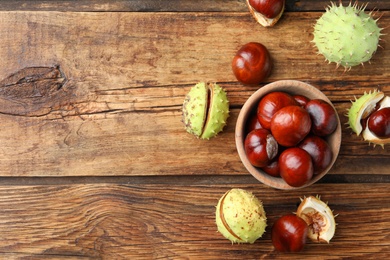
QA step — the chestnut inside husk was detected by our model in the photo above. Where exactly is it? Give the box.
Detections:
[246,0,285,27]
[347,90,390,147]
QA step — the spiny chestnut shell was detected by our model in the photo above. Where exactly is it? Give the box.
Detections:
[313,1,383,69]
[347,90,390,147]
[182,82,229,139]
[347,90,384,136]
[296,196,336,243]
[215,189,267,243]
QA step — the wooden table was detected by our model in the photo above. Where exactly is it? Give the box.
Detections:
[0,0,389,258]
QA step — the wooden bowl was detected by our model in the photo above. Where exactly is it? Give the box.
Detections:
[235,80,342,190]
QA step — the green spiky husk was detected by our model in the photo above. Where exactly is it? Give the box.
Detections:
[347,90,384,135]
[182,82,208,137]
[216,189,267,243]
[313,1,382,69]
[201,83,229,139]
[182,82,229,139]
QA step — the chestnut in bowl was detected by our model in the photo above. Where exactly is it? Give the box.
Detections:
[235,80,341,190]
[306,99,338,136]
[244,128,278,168]
[257,91,298,129]
[279,147,314,187]
[270,105,311,147]
[299,135,332,175]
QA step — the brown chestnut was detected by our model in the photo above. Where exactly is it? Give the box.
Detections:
[272,214,308,252]
[305,99,337,136]
[232,42,272,85]
[257,91,298,129]
[248,0,284,19]
[270,105,311,147]
[293,94,310,107]
[279,147,314,187]
[367,107,390,138]
[247,0,285,27]
[245,129,278,168]
[261,158,280,177]
[299,135,332,175]
[246,113,264,134]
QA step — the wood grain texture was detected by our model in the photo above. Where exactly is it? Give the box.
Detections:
[0,183,389,259]
[0,11,388,177]
[0,0,388,12]
[0,1,388,259]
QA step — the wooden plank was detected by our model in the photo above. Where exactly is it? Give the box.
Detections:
[0,183,389,258]
[0,107,388,177]
[0,12,388,83]
[0,0,388,12]
[0,11,388,177]
[0,0,248,12]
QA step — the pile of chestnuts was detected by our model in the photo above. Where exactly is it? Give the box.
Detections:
[244,91,338,187]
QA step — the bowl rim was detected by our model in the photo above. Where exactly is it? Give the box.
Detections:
[235,80,342,190]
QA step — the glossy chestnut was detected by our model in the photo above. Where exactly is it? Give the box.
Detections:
[293,94,310,107]
[248,0,285,19]
[306,99,337,136]
[261,159,280,177]
[279,147,313,187]
[246,113,264,134]
[246,0,285,27]
[299,135,332,175]
[244,129,278,168]
[232,42,273,85]
[257,91,298,129]
[367,107,390,138]
[271,214,308,252]
[235,80,342,190]
[270,105,311,147]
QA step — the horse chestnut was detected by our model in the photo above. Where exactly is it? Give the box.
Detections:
[257,91,298,129]
[293,94,310,107]
[367,107,390,138]
[270,105,311,147]
[348,90,390,146]
[261,159,280,177]
[271,214,308,252]
[246,113,264,134]
[299,135,332,175]
[279,147,314,187]
[248,0,284,18]
[245,129,278,167]
[232,42,272,85]
[247,0,285,27]
[306,99,337,136]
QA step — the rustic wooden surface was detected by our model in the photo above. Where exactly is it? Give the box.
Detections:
[0,0,389,258]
